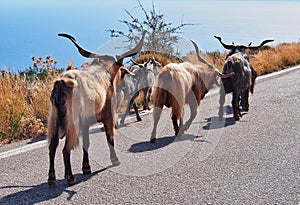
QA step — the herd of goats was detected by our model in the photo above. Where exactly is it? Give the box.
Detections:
[47,31,273,186]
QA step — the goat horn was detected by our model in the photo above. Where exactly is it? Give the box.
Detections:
[215,69,235,78]
[190,40,213,69]
[116,30,147,61]
[214,35,236,50]
[58,33,115,61]
[130,59,139,65]
[144,58,151,65]
[247,39,274,50]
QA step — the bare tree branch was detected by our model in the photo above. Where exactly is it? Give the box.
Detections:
[108,0,195,56]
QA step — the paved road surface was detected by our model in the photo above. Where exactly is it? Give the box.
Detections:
[0,66,299,204]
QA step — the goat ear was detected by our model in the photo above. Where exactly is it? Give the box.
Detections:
[67,60,73,70]
[61,78,77,88]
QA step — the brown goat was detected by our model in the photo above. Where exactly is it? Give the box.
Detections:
[47,31,145,186]
[150,40,233,142]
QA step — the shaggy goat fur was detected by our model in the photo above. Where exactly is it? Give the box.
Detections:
[150,62,220,142]
[214,35,273,120]
[219,53,252,120]
[48,66,110,150]
[47,31,145,186]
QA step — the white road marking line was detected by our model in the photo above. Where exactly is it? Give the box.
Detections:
[0,140,47,159]
[0,66,299,159]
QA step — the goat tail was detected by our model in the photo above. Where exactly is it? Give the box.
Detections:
[48,77,79,150]
[153,67,185,119]
[250,68,257,94]
[152,71,170,108]
[47,103,59,147]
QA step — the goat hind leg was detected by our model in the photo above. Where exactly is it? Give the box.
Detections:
[218,86,226,120]
[143,87,151,110]
[103,121,120,166]
[150,106,163,143]
[133,101,142,121]
[184,99,197,131]
[232,91,241,121]
[130,91,142,121]
[48,134,59,186]
[82,124,91,174]
[172,113,180,136]
[63,140,76,186]
[241,90,250,112]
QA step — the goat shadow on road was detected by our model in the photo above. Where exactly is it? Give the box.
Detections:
[202,105,252,130]
[128,134,207,153]
[128,136,176,153]
[203,116,236,130]
[0,166,113,204]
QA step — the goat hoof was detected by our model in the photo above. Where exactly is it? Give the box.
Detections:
[65,175,76,186]
[48,173,56,187]
[48,179,56,187]
[150,138,156,143]
[67,179,76,186]
[137,116,142,121]
[82,168,91,175]
[111,158,120,166]
[176,130,184,137]
[234,116,240,121]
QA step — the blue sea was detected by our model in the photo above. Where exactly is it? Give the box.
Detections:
[1,0,300,71]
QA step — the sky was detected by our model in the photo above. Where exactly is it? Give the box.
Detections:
[1,0,300,71]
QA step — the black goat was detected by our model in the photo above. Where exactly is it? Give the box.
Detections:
[215,36,273,120]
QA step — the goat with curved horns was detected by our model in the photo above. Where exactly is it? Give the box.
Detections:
[150,40,233,143]
[47,31,146,186]
[118,58,156,125]
[214,35,273,120]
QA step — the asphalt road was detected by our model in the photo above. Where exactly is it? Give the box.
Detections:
[0,66,299,204]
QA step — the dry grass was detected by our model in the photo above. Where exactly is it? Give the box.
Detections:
[1,42,300,145]
[0,72,54,144]
[0,56,59,145]
[251,43,300,75]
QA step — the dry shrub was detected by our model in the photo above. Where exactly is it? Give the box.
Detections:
[27,78,52,122]
[0,73,28,143]
[251,42,300,75]
[0,57,59,144]
[19,114,47,139]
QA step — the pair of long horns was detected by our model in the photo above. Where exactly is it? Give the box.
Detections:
[190,40,213,69]
[190,40,235,79]
[214,35,274,51]
[58,30,147,62]
[130,58,151,67]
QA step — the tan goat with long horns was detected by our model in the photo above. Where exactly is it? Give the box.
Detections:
[47,31,146,186]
